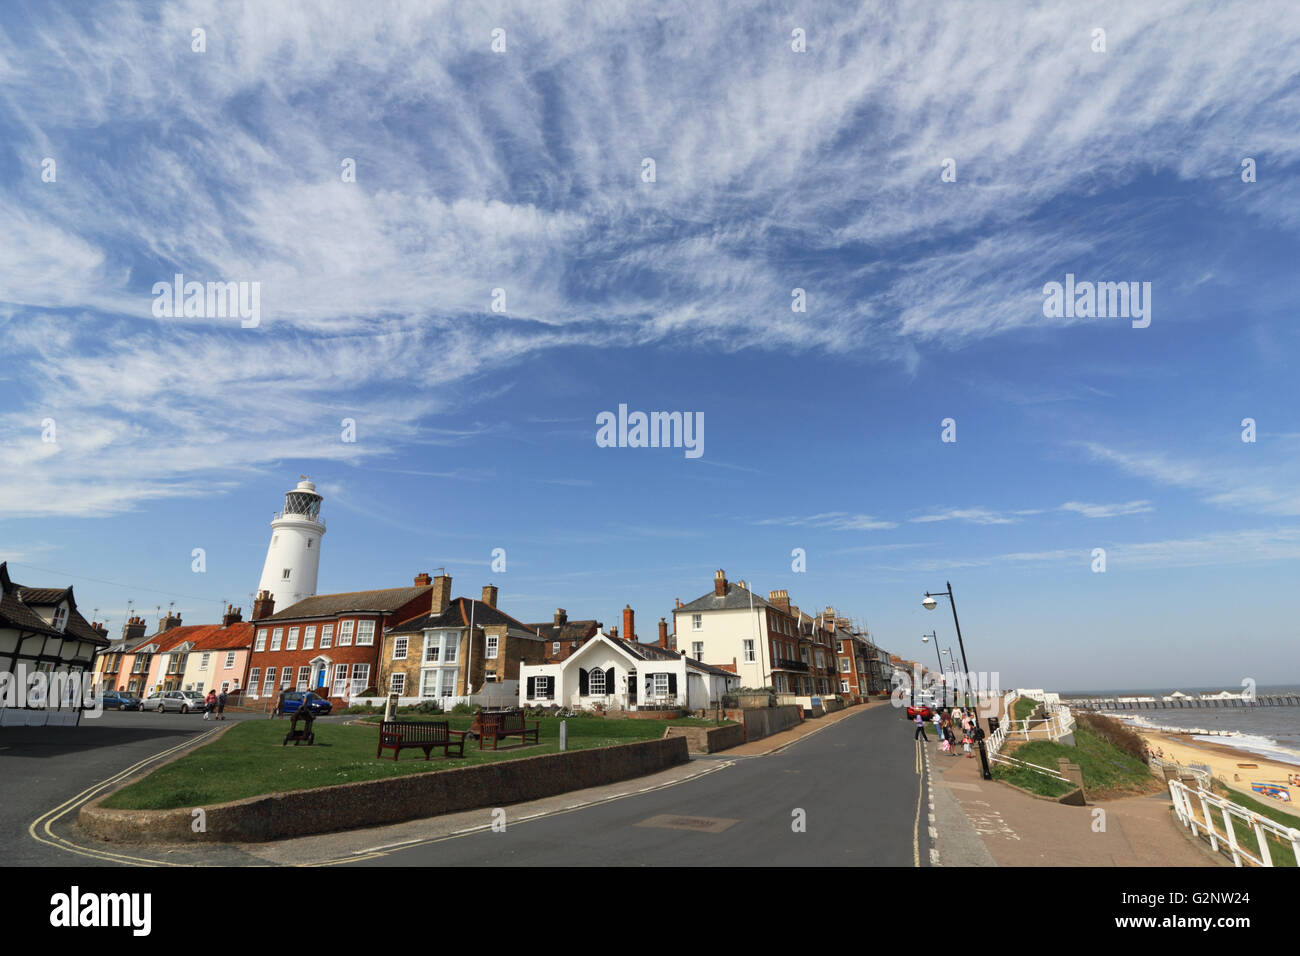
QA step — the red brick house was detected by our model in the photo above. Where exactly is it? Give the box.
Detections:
[245,573,437,708]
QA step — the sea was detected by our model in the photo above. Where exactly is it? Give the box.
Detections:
[1059,684,1300,767]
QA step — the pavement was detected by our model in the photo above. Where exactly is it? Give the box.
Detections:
[928,722,1226,867]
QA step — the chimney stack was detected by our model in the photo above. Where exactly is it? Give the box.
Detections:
[713,569,727,597]
[121,616,147,641]
[623,605,635,642]
[91,621,109,639]
[609,626,619,640]
[481,585,499,608]
[554,608,567,626]
[414,571,432,586]
[222,604,243,627]
[252,590,276,621]
[431,574,452,615]
[159,612,183,633]
[658,617,669,648]
[768,589,791,614]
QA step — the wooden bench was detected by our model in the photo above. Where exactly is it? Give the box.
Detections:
[377,720,467,761]
[476,709,541,750]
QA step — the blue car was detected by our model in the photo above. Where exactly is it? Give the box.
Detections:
[100,691,142,711]
[273,690,332,717]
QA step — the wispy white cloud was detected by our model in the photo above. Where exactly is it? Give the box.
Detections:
[757,512,898,531]
[1058,500,1153,519]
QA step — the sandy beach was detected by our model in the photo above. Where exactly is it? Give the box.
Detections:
[1140,730,1300,820]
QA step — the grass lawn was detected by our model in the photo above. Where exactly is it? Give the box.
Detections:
[1011,697,1038,721]
[102,715,716,811]
[993,725,1158,799]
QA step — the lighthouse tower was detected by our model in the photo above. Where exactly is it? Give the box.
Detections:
[256,477,326,612]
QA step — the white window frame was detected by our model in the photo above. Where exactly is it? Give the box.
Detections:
[320,624,333,648]
[840,657,851,673]
[393,636,408,660]
[262,667,276,695]
[287,627,299,651]
[356,620,375,646]
[271,628,283,651]
[224,651,236,669]
[552,641,560,656]
[653,673,670,697]
[248,667,261,692]
[339,620,354,646]
[332,663,350,697]
[350,663,370,695]
[255,630,267,652]
[692,641,703,661]
[199,652,210,671]
[533,675,553,700]
[485,634,498,659]
[743,639,755,663]
[303,625,316,650]
[391,672,406,694]
[439,669,456,697]
[692,613,702,631]
[589,668,606,695]
[281,668,293,689]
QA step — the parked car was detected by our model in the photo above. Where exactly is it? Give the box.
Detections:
[273,690,332,717]
[100,691,142,711]
[144,690,206,713]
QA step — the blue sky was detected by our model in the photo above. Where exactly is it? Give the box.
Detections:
[2,1,1298,691]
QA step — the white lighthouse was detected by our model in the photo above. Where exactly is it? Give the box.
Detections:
[256,477,325,612]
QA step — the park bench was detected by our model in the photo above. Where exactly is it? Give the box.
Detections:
[377,720,467,761]
[475,708,541,750]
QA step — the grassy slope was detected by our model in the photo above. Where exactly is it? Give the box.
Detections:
[993,725,1158,799]
[1204,780,1299,868]
[1011,697,1038,721]
[102,715,711,811]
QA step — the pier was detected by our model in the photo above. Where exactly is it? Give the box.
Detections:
[1066,694,1300,711]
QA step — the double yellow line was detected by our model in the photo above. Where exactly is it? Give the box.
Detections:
[913,737,925,867]
[28,728,223,866]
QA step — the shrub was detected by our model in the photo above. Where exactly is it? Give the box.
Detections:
[449,702,475,716]
[1074,711,1148,766]
[415,700,443,715]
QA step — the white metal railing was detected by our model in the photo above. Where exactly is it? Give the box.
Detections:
[988,750,1069,782]
[1168,779,1300,867]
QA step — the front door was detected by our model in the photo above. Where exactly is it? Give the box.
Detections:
[628,671,637,706]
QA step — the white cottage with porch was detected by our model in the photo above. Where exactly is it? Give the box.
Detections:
[519,633,738,712]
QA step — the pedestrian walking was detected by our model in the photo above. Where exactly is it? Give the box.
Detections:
[203,689,217,720]
[931,710,942,743]
[217,688,227,721]
[914,712,929,741]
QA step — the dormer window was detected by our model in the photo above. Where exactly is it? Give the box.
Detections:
[52,606,68,631]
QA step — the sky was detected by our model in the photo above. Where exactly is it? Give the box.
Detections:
[1,1,1298,692]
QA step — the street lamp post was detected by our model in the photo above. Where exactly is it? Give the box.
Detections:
[921,631,943,705]
[922,581,978,723]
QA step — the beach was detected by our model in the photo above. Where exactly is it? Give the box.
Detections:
[1139,730,1300,820]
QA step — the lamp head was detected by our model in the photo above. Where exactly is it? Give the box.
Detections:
[922,595,938,611]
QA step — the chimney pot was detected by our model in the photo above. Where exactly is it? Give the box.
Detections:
[252,590,276,622]
[554,608,567,626]
[713,569,727,597]
[414,571,432,586]
[623,605,635,643]
[658,617,669,649]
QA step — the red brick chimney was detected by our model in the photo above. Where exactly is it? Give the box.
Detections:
[658,618,669,648]
[713,569,727,597]
[554,608,567,626]
[414,571,432,586]
[222,604,243,627]
[252,590,275,622]
[91,621,108,639]
[768,589,791,614]
[481,585,499,608]
[623,605,635,642]
[431,574,452,614]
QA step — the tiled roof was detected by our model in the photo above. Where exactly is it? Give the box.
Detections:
[388,598,544,639]
[261,585,432,622]
[524,619,600,643]
[675,582,772,614]
[190,622,254,650]
[0,562,107,646]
